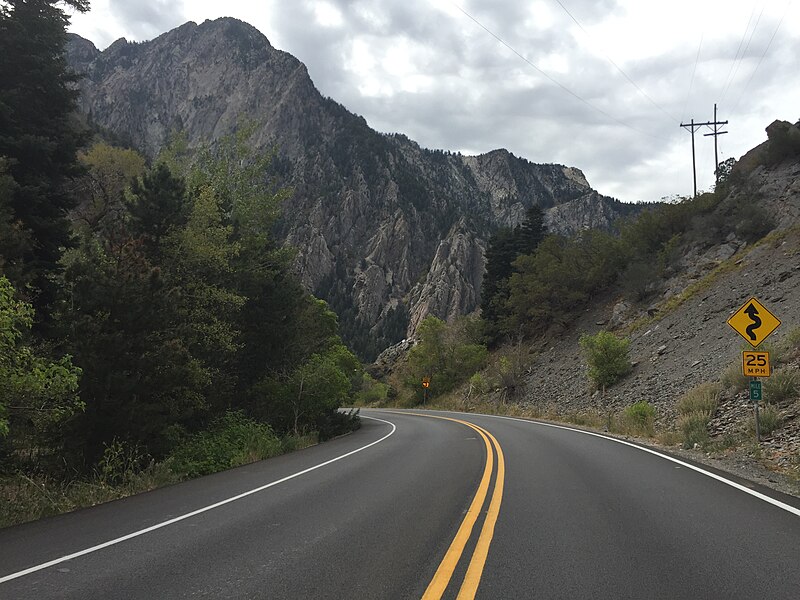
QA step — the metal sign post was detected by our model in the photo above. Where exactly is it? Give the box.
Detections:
[750,378,762,442]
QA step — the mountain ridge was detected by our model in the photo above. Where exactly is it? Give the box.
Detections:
[66,18,639,358]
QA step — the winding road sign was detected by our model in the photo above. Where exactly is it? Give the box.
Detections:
[727,297,781,348]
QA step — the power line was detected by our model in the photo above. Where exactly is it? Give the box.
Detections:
[720,5,757,103]
[550,0,678,123]
[448,2,668,141]
[730,1,791,117]
[681,33,703,123]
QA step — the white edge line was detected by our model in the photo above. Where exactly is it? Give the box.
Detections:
[380,409,800,518]
[0,416,396,584]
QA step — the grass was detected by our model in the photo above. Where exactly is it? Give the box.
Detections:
[763,369,799,404]
[678,412,713,449]
[0,461,178,529]
[750,404,784,437]
[721,361,749,392]
[620,401,656,437]
[676,383,721,416]
[0,413,318,529]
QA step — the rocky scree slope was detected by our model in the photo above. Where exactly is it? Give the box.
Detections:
[65,18,637,359]
[516,138,800,489]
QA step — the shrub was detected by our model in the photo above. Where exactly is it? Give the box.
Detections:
[754,404,783,436]
[579,331,631,390]
[679,412,712,449]
[621,401,656,437]
[763,369,799,404]
[169,411,282,478]
[676,383,721,416]
[354,374,390,406]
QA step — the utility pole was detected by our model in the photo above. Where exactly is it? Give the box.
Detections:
[703,103,728,184]
[679,118,702,198]
[680,104,729,196]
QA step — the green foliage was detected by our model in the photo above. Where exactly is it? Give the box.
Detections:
[74,143,146,235]
[0,0,89,307]
[0,277,82,451]
[679,412,711,449]
[676,382,720,450]
[754,404,783,437]
[404,316,489,401]
[481,206,547,342]
[621,401,656,437]
[764,370,799,404]
[168,411,283,478]
[507,231,626,336]
[579,330,631,390]
[355,374,390,405]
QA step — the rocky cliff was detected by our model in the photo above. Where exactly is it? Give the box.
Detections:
[66,18,637,359]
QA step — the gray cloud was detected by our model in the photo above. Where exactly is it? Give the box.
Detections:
[108,0,185,40]
[83,0,797,203]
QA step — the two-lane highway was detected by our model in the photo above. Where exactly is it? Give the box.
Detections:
[1,409,799,598]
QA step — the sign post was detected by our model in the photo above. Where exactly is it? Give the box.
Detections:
[750,379,763,441]
[728,297,781,443]
[422,377,430,404]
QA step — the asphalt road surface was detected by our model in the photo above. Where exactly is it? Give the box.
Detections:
[1,409,799,599]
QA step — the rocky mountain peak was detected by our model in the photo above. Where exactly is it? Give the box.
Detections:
[66,20,638,360]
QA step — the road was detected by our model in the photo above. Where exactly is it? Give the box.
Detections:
[1,409,799,599]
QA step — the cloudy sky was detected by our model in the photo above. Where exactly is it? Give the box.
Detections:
[68,0,799,203]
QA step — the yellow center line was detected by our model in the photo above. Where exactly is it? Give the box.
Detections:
[384,411,504,600]
[456,427,505,600]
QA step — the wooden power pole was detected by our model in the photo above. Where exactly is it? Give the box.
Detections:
[680,104,728,196]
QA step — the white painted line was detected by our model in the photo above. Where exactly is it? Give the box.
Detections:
[0,416,396,584]
[384,409,800,518]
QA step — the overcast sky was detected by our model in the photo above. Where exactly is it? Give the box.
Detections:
[68,0,799,203]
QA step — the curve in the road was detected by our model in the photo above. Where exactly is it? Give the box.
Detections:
[406,413,505,600]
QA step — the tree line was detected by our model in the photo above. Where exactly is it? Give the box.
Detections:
[0,0,360,490]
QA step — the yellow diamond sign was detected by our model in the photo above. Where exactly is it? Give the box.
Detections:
[727,297,781,348]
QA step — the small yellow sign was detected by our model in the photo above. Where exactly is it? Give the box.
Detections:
[727,297,781,348]
[742,351,771,377]
[422,377,430,388]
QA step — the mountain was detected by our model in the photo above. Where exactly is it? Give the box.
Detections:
[65,18,638,359]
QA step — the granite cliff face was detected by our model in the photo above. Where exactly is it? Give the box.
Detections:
[66,18,636,358]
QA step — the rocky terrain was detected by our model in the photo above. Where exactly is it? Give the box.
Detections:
[65,18,639,359]
[513,152,800,493]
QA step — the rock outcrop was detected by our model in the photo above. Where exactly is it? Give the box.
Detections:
[66,19,637,358]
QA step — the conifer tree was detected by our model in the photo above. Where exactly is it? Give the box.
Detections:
[0,0,90,306]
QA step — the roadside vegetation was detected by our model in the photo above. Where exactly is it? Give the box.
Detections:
[0,1,362,528]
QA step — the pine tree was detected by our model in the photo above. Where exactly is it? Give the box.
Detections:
[0,0,90,306]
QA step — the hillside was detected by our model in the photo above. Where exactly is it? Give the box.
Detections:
[64,18,639,359]
[435,127,800,491]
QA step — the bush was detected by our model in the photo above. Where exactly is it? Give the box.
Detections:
[754,404,783,436]
[763,369,799,404]
[621,401,656,437]
[679,412,712,449]
[169,411,282,478]
[579,331,631,390]
[676,383,721,416]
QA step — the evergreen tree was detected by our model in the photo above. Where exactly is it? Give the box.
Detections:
[0,0,90,306]
[480,205,547,341]
[127,163,189,258]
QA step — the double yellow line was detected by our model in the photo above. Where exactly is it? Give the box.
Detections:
[416,415,505,600]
